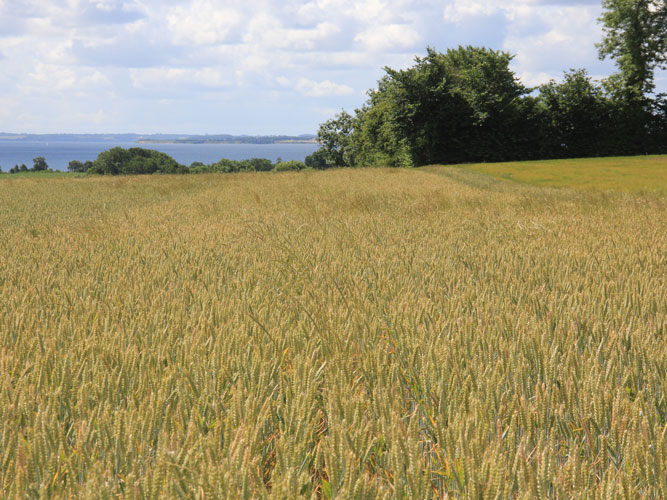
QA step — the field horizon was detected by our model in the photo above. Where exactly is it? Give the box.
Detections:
[1,162,665,498]
[3,153,665,193]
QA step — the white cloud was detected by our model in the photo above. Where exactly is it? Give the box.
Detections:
[91,1,121,13]
[345,0,392,22]
[130,67,232,89]
[306,51,375,68]
[444,0,500,22]
[314,106,341,117]
[25,64,77,91]
[295,78,355,97]
[246,21,341,50]
[355,23,421,51]
[442,0,598,24]
[75,108,106,124]
[17,63,111,99]
[518,71,556,87]
[504,5,605,76]
[440,0,612,83]
[78,0,146,25]
[167,1,244,46]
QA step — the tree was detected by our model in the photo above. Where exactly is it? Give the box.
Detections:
[88,147,186,175]
[315,110,358,167]
[87,147,130,175]
[273,160,306,172]
[247,158,274,172]
[210,158,238,173]
[353,46,532,166]
[32,156,48,171]
[597,0,667,98]
[68,160,89,173]
[537,69,611,157]
[123,148,186,174]
[304,149,329,169]
[311,43,667,167]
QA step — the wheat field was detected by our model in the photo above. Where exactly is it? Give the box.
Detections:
[0,167,665,499]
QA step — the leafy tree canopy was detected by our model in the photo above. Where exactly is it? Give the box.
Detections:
[597,0,667,97]
[310,44,667,167]
[32,156,48,171]
[88,147,187,175]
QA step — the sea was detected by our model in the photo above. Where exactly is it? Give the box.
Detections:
[0,141,320,172]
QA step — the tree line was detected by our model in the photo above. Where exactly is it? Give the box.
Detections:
[307,0,667,168]
[5,156,51,174]
[0,148,309,175]
[83,148,308,175]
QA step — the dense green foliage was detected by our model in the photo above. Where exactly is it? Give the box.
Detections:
[5,149,308,177]
[272,160,307,172]
[597,0,667,97]
[87,147,188,175]
[67,160,93,173]
[68,148,307,176]
[7,157,51,174]
[309,44,667,168]
[32,156,48,171]
[7,164,28,174]
[189,157,287,174]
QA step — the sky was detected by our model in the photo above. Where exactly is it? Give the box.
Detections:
[0,0,665,135]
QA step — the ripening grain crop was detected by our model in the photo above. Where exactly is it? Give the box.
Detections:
[0,167,665,499]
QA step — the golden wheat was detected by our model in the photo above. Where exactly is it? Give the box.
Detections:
[0,167,665,499]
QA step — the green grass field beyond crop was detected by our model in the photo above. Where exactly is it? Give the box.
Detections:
[0,170,83,179]
[443,154,666,191]
[0,165,666,498]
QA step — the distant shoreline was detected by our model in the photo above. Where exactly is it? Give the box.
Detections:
[137,139,319,145]
[0,133,318,145]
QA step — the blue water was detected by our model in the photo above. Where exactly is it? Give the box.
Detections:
[0,141,320,172]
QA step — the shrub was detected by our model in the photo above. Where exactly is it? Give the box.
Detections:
[273,160,306,172]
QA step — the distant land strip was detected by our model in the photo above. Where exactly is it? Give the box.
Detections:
[138,137,318,145]
[0,133,317,145]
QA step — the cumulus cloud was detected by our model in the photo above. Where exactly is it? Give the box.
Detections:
[79,0,146,25]
[355,23,421,52]
[502,4,613,78]
[295,78,355,97]
[70,36,185,68]
[440,0,617,83]
[244,20,341,51]
[276,75,356,97]
[22,63,111,93]
[444,1,500,23]
[130,66,232,89]
[167,1,244,46]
